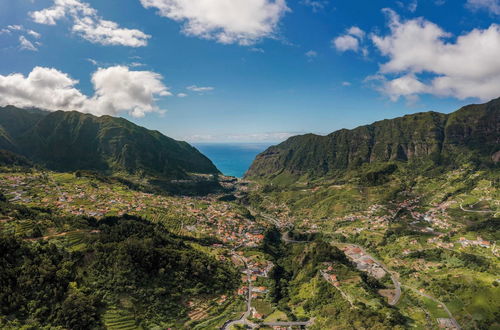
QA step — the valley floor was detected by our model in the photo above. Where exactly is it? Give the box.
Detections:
[0,165,498,329]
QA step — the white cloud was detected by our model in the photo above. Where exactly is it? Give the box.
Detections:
[250,47,265,53]
[0,25,42,51]
[347,26,365,39]
[333,35,359,52]
[0,66,170,118]
[177,93,188,97]
[305,50,317,57]
[185,132,297,142]
[342,81,351,86]
[409,0,418,12]
[301,0,328,12]
[397,0,418,12]
[186,85,214,93]
[333,26,366,53]
[30,0,150,47]
[19,36,38,51]
[139,0,289,45]
[27,30,41,38]
[370,9,500,101]
[7,25,23,31]
[467,0,500,14]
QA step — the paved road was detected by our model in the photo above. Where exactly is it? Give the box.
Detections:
[458,198,495,214]
[403,285,461,330]
[262,320,312,327]
[333,242,402,306]
[222,210,312,329]
[222,254,254,330]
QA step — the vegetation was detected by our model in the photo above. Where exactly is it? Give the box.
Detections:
[245,97,499,180]
[262,233,407,328]
[0,105,219,181]
[0,198,239,329]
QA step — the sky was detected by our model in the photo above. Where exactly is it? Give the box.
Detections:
[0,0,499,143]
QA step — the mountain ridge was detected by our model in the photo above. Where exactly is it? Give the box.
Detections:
[0,106,220,180]
[245,97,500,179]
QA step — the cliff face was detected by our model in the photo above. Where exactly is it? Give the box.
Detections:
[0,106,219,178]
[245,98,500,179]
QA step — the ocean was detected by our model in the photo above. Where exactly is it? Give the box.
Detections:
[193,143,273,178]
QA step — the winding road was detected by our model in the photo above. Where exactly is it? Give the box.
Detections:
[332,242,402,306]
[403,285,461,329]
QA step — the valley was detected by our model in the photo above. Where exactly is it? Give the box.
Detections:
[0,99,498,329]
[1,161,497,329]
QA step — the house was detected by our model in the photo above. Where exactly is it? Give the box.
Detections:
[480,241,491,248]
[252,286,268,293]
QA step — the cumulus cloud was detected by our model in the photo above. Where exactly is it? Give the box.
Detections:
[370,9,500,101]
[347,26,365,39]
[333,26,367,54]
[19,36,38,51]
[186,85,214,93]
[0,66,170,118]
[30,0,150,47]
[177,93,188,97]
[139,0,289,45]
[0,25,42,50]
[333,35,359,52]
[467,0,500,14]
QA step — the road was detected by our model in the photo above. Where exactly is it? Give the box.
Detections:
[221,210,312,329]
[222,253,255,330]
[262,320,312,327]
[458,198,495,214]
[282,231,310,244]
[333,242,402,306]
[320,270,356,308]
[403,285,461,330]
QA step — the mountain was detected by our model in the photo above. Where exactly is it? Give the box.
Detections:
[245,97,500,180]
[0,106,219,179]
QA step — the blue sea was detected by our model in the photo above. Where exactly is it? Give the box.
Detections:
[193,143,273,178]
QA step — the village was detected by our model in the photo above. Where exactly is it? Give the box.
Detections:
[0,172,269,248]
[342,245,387,279]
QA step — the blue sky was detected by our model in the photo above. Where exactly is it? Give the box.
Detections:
[1,0,499,142]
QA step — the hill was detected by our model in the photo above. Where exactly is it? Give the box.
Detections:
[0,197,239,329]
[245,98,500,180]
[0,106,219,180]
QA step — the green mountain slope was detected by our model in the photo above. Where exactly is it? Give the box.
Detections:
[0,198,239,329]
[245,98,500,180]
[0,106,219,179]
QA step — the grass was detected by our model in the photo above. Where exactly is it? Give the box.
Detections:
[419,296,450,319]
[251,299,274,316]
[263,310,288,322]
[65,231,87,251]
[103,307,139,330]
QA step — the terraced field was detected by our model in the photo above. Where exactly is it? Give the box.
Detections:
[64,231,88,251]
[146,210,197,236]
[103,308,139,330]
